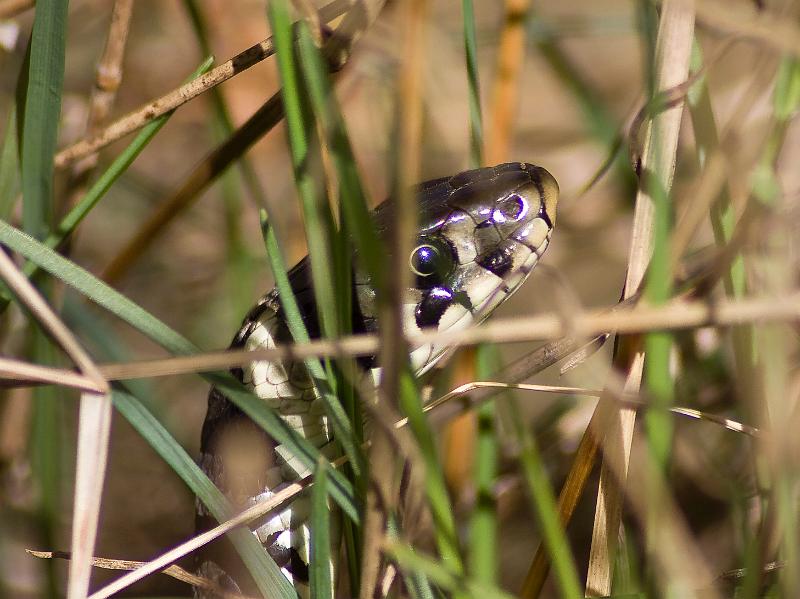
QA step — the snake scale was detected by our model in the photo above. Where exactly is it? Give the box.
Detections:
[195,162,559,597]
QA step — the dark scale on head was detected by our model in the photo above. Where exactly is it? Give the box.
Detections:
[476,244,514,278]
[415,287,454,329]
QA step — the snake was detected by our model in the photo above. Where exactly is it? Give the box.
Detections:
[195,162,559,597]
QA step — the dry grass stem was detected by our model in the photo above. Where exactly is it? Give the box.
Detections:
[88,0,134,137]
[583,1,695,595]
[86,476,314,599]
[85,292,800,383]
[0,251,106,390]
[0,357,105,394]
[419,381,758,436]
[484,0,530,164]
[27,550,258,599]
[70,391,113,599]
[671,48,779,270]
[52,0,353,169]
[99,0,388,284]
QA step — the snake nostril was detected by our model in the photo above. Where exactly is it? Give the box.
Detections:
[496,194,526,221]
[475,219,493,229]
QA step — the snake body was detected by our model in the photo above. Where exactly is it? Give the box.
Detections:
[195,162,559,597]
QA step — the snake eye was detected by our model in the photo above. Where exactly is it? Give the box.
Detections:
[410,244,441,277]
[409,240,454,284]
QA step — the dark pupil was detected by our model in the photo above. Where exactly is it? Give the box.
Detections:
[411,245,440,277]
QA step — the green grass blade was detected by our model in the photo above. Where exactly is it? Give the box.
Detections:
[398,372,463,574]
[387,515,436,599]
[267,5,367,498]
[295,22,386,590]
[0,219,196,353]
[0,219,359,523]
[30,326,64,597]
[468,345,497,585]
[295,23,385,293]
[462,0,484,168]
[62,296,155,410]
[0,106,19,220]
[507,397,582,598]
[643,165,674,472]
[268,2,339,339]
[310,458,333,599]
[260,215,365,481]
[111,389,296,599]
[19,0,68,239]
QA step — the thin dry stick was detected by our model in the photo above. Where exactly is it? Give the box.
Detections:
[27,550,257,599]
[0,0,32,19]
[585,2,695,596]
[420,381,759,437]
[89,0,134,130]
[70,0,134,179]
[61,0,136,259]
[86,476,315,599]
[53,0,353,169]
[88,292,800,387]
[6,294,795,388]
[0,357,104,393]
[100,0,389,284]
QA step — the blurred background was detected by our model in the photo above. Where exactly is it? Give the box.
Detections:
[0,0,797,596]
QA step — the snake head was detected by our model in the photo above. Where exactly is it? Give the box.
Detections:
[399,162,559,373]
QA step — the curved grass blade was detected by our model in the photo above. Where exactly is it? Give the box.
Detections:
[0,220,359,523]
